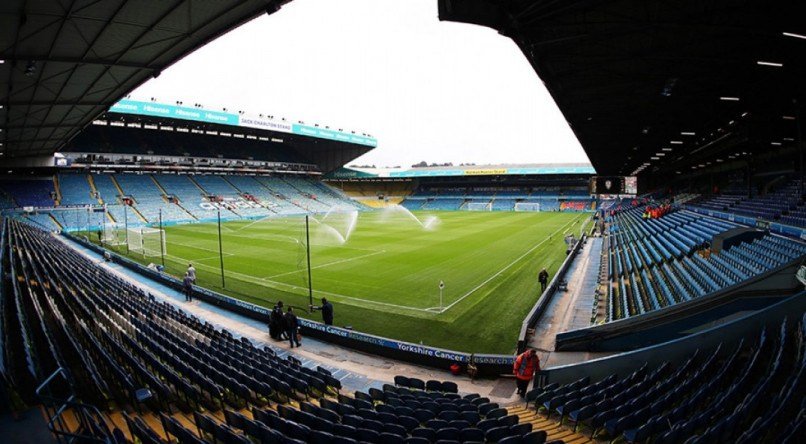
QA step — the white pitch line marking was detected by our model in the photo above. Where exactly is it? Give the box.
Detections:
[165,253,234,263]
[436,214,585,313]
[165,257,437,313]
[168,240,232,256]
[221,231,381,253]
[262,249,386,279]
[153,213,588,316]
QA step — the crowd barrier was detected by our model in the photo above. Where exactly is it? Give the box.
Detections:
[540,291,806,386]
[516,231,587,354]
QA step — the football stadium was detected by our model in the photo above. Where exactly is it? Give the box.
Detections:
[1,1,805,443]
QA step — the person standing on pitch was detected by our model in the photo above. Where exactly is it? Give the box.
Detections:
[310,297,334,325]
[183,272,194,302]
[285,307,301,348]
[538,268,549,293]
[187,263,196,284]
[513,348,540,397]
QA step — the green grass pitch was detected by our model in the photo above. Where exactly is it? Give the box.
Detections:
[108,210,589,354]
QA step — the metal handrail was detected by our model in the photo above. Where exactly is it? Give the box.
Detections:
[36,368,115,444]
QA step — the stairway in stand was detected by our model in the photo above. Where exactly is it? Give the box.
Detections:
[508,405,595,443]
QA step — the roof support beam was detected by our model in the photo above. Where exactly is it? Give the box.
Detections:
[1,123,92,130]
[2,100,112,107]
[2,56,154,70]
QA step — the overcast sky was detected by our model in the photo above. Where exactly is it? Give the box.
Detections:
[131,0,590,168]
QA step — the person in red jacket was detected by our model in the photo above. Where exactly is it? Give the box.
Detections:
[513,349,540,397]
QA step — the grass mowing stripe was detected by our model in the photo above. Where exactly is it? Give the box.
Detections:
[263,249,387,279]
[98,210,586,353]
[165,249,436,313]
[438,213,584,313]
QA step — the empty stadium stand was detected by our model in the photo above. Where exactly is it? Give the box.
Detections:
[0,179,55,208]
[604,207,806,321]
[689,179,804,226]
[332,181,414,205]
[2,218,802,443]
[153,174,237,221]
[528,313,804,443]
[0,173,364,232]
[56,174,97,207]
[2,219,595,443]
[400,186,595,213]
[226,175,299,215]
[114,174,190,224]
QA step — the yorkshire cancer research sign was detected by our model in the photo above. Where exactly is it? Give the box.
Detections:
[108,99,377,147]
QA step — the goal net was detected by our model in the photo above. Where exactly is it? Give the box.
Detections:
[127,227,166,257]
[101,224,126,246]
[514,202,541,212]
[467,202,492,211]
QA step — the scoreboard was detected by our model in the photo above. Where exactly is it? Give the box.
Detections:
[589,176,638,196]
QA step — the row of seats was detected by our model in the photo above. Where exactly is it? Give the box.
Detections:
[527,315,804,443]
[57,173,97,206]
[8,174,363,230]
[605,207,806,321]
[1,219,346,438]
[421,198,465,211]
[689,179,804,226]
[412,189,589,199]
[400,197,595,212]
[0,179,55,207]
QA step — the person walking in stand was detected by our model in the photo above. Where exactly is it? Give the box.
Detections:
[310,297,334,325]
[285,307,301,348]
[183,272,194,302]
[538,268,549,293]
[513,348,540,398]
[187,263,196,284]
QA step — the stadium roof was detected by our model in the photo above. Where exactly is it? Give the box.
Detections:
[438,0,806,177]
[0,0,289,159]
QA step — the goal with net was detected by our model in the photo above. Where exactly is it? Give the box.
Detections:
[514,202,541,212]
[467,202,492,211]
[127,227,166,257]
[101,224,126,246]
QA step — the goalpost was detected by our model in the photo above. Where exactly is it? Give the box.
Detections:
[514,202,541,212]
[127,227,166,257]
[467,202,492,211]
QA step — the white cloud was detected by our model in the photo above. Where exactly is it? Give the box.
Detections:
[132,0,590,168]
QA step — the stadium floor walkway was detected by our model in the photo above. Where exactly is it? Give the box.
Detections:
[529,236,613,367]
[58,235,519,404]
[0,407,56,443]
